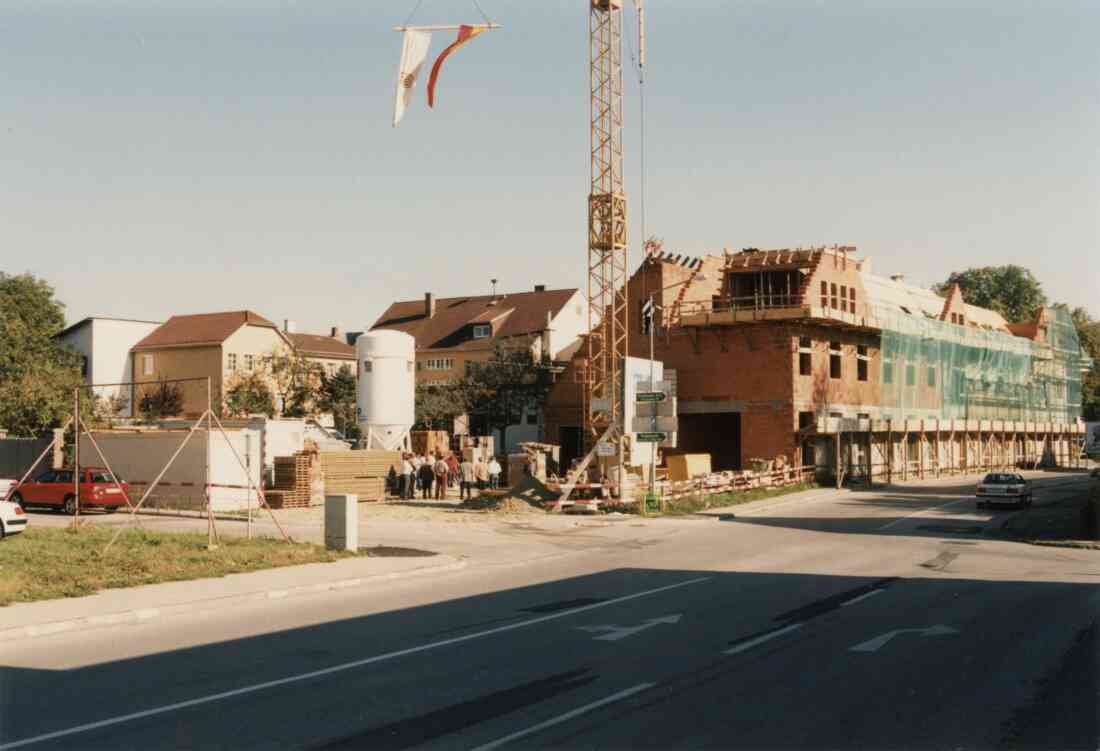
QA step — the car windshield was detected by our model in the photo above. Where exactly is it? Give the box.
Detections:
[983,474,1020,484]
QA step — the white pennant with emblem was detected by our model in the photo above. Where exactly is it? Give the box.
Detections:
[393,29,432,127]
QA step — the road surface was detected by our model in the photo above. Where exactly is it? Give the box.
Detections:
[1,471,1097,749]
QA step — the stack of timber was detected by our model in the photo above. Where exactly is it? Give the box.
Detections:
[320,450,401,501]
[267,453,313,509]
[411,430,450,457]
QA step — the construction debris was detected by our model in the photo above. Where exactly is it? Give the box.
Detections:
[458,475,559,513]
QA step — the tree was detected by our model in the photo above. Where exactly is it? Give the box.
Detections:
[0,272,85,435]
[415,381,469,431]
[933,265,1047,324]
[267,349,320,417]
[1070,307,1100,421]
[319,364,360,439]
[460,344,553,450]
[223,372,275,417]
[136,380,185,420]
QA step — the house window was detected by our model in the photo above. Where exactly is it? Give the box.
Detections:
[839,285,848,312]
[80,356,88,378]
[830,283,838,310]
[227,353,238,372]
[362,360,373,373]
[829,342,841,379]
[473,325,491,339]
[857,345,869,382]
[849,287,856,312]
[820,281,828,308]
[906,363,916,387]
[927,366,937,387]
[424,358,454,371]
[798,337,812,377]
[142,354,153,376]
[243,354,254,372]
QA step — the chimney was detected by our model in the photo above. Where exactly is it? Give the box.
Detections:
[283,319,296,333]
[424,293,436,319]
[890,274,905,283]
[330,325,343,340]
[534,284,546,292]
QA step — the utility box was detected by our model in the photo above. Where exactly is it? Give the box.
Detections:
[324,494,359,552]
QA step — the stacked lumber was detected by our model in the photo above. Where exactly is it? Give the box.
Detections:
[411,430,450,457]
[270,453,313,508]
[319,450,401,501]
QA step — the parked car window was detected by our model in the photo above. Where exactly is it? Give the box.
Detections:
[34,470,55,483]
[91,472,121,483]
[54,470,73,483]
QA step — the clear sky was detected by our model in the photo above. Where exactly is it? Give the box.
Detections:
[3,0,1097,333]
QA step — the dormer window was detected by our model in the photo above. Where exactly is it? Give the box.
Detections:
[473,325,491,339]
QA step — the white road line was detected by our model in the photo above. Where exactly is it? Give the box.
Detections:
[724,623,803,655]
[840,589,884,607]
[877,497,975,531]
[0,577,710,750]
[469,682,656,751]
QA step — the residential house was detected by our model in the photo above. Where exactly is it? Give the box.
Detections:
[370,285,587,452]
[280,322,356,377]
[131,311,291,418]
[56,317,164,416]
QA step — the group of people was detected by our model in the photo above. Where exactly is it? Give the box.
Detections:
[395,452,502,501]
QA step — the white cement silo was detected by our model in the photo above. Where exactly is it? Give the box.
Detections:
[355,330,415,451]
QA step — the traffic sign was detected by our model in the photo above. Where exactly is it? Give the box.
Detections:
[636,431,667,443]
[636,391,666,403]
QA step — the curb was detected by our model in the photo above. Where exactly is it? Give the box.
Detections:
[0,558,467,642]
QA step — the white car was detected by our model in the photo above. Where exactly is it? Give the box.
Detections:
[976,473,1033,508]
[0,498,28,538]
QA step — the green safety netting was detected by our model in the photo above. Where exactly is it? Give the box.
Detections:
[877,306,1088,423]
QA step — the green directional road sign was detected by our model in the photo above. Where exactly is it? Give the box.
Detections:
[636,431,667,442]
[636,391,666,403]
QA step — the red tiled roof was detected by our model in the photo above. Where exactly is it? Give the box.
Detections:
[370,289,578,351]
[133,311,277,350]
[285,332,355,359]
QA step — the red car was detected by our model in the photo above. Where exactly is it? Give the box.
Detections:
[10,468,130,514]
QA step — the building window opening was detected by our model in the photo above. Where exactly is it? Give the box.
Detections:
[472,324,491,339]
[883,358,894,384]
[840,285,848,312]
[830,283,838,310]
[227,353,237,372]
[798,336,813,377]
[142,354,154,376]
[820,281,828,308]
[829,342,841,379]
[906,363,916,387]
[856,345,869,382]
[927,366,937,387]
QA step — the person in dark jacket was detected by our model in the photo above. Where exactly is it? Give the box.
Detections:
[418,459,435,500]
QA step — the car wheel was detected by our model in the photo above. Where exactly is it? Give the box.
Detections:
[106,506,119,514]
[62,495,78,516]
[10,492,26,510]
[0,520,5,539]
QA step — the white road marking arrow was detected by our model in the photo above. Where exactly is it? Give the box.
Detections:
[577,614,683,641]
[850,624,959,653]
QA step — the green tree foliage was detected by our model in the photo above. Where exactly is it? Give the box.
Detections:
[460,344,553,449]
[137,380,185,421]
[933,265,1047,324]
[415,380,469,431]
[319,364,360,439]
[0,272,85,435]
[223,372,275,418]
[1070,307,1100,421]
[267,350,320,417]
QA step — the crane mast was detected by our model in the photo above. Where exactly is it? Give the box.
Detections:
[584,0,629,456]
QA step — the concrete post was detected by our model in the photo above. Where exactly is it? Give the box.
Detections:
[325,494,359,552]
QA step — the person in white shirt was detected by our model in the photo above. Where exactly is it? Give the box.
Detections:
[487,457,502,489]
[400,455,415,500]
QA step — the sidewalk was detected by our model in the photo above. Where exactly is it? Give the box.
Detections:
[0,552,466,641]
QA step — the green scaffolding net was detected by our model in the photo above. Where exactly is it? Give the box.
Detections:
[877,306,1088,424]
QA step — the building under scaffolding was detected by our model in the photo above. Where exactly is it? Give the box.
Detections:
[544,246,1092,481]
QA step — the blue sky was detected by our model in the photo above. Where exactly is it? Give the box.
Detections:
[2,0,1097,332]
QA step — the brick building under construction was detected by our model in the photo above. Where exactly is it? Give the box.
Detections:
[545,246,1091,480]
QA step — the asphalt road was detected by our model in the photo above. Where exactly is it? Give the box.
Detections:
[1,471,1097,750]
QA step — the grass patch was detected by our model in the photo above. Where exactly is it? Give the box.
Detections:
[0,527,363,607]
[661,482,819,516]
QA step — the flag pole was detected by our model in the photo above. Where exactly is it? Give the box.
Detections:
[393,23,501,32]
